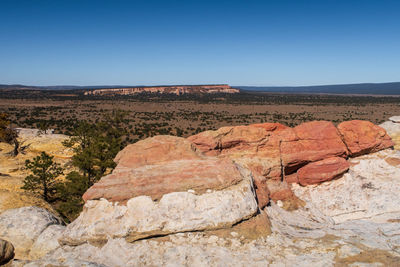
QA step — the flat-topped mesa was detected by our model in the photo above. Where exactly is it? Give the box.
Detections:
[84,84,239,96]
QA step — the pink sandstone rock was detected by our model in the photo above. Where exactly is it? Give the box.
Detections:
[280,121,348,173]
[284,173,299,184]
[337,120,394,156]
[188,123,290,208]
[114,135,200,171]
[297,157,350,186]
[83,136,243,203]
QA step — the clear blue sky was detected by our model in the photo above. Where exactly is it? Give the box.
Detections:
[1,0,399,86]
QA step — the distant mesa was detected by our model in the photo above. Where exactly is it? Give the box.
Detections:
[83,84,239,96]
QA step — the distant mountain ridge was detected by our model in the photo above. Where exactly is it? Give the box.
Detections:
[237,82,400,95]
[1,82,400,95]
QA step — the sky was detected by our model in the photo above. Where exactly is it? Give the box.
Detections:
[1,0,400,86]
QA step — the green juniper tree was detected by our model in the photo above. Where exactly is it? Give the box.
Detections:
[57,111,127,221]
[0,113,19,156]
[21,151,63,202]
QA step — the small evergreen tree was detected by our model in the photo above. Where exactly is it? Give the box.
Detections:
[0,113,19,156]
[57,111,127,221]
[21,151,63,202]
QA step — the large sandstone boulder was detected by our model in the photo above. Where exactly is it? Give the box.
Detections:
[380,118,400,150]
[113,135,200,171]
[292,149,400,223]
[62,136,258,245]
[84,136,244,203]
[0,239,14,265]
[280,121,348,173]
[296,157,350,186]
[188,123,292,207]
[0,207,65,260]
[338,120,394,156]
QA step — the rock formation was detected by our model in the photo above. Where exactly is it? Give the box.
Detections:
[188,120,393,206]
[338,120,394,156]
[0,129,72,214]
[1,117,400,266]
[84,84,239,96]
[63,136,258,244]
[0,207,65,260]
[0,239,14,265]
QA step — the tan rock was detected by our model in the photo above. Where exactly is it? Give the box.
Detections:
[0,207,64,260]
[0,239,14,265]
[338,120,394,156]
[0,189,55,214]
[297,157,350,186]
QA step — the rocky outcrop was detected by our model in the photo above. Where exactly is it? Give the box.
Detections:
[0,239,14,265]
[83,136,246,203]
[0,129,72,214]
[3,117,399,266]
[84,84,239,96]
[62,136,258,245]
[30,148,400,266]
[188,120,393,206]
[338,120,394,156]
[296,157,350,186]
[188,123,292,207]
[0,207,65,260]
[280,121,348,173]
[381,117,400,150]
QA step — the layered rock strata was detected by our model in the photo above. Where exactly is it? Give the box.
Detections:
[189,120,393,206]
[62,136,258,245]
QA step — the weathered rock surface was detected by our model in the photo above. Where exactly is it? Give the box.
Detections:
[338,120,394,156]
[0,129,71,214]
[4,118,400,266]
[28,225,65,259]
[62,166,258,245]
[113,135,200,171]
[389,116,400,123]
[280,121,348,173]
[0,207,64,260]
[292,149,400,223]
[0,239,14,265]
[297,157,350,186]
[84,136,246,203]
[188,123,292,207]
[380,119,400,150]
[16,258,107,267]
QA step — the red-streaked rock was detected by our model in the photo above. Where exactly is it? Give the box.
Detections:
[281,121,348,173]
[284,173,299,184]
[188,123,290,208]
[266,180,294,201]
[297,157,350,186]
[338,120,394,156]
[83,136,244,203]
[114,135,200,171]
[83,157,244,203]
